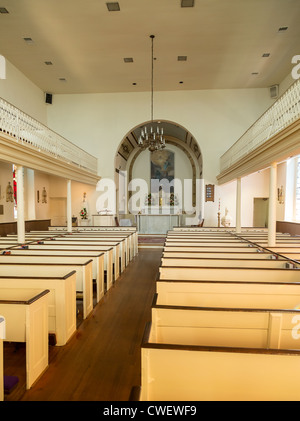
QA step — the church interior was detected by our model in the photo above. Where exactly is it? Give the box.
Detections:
[1,0,300,404]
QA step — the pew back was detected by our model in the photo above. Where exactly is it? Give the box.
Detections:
[150,306,300,350]
[0,271,76,346]
[141,344,300,401]
[159,265,300,282]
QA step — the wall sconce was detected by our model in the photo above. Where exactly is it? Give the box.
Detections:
[277,186,284,204]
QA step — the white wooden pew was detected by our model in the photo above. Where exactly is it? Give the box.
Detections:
[162,250,282,260]
[4,249,105,303]
[0,270,76,346]
[140,336,300,401]
[0,258,94,319]
[0,289,49,389]
[35,228,137,262]
[11,244,114,291]
[9,231,133,270]
[160,257,297,269]
[57,235,128,270]
[156,278,300,308]
[159,265,300,282]
[0,316,4,401]
[163,245,262,253]
[33,239,121,282]
[150,301,300,350]
[165,239,247,245]
[47,226,138,256]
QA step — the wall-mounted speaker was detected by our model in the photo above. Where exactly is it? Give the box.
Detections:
[270,84,279,99]
[45,92,52,104]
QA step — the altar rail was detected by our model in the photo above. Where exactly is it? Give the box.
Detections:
[0,96,97,174]
[220,79,300,172]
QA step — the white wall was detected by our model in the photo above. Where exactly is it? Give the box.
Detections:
[0,59,47,124]
[46,88,273,183]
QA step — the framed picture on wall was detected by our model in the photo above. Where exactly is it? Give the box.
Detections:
[205,184,214,202]
[150,149,174,190]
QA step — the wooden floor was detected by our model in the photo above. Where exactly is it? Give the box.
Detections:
[4,247,162,402]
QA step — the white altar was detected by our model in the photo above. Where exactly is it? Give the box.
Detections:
[92,214,115,226]
[137,214,180,234]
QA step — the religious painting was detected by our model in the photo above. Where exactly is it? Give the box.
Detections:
[151,149,174,184]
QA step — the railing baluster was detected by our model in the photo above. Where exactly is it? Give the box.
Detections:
[0,95,98,174]
[220,79,300,172]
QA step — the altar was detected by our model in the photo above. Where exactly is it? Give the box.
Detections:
[137,214,180,234]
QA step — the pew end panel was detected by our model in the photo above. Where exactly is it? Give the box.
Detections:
[0,289,49,389]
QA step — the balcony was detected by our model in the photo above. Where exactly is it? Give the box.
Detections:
[0,96,99,184]
[218,79,300,184]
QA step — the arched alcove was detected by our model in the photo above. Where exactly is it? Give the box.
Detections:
[114,120,203,219]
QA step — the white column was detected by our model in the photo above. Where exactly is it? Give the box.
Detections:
[236,177,241,233]
[26,168,36,220]
[67,180,72,232]
[16,165,25,243]
[268,162,277,247]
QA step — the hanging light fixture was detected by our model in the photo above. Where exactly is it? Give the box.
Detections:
[138,35,165,152]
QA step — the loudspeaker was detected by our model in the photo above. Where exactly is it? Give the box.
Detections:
[45,92,52,104]
[269,84,279,99]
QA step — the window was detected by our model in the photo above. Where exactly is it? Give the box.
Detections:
[12,164,17,218]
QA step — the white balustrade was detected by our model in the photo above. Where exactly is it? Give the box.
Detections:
[0,97,98,174]
[220,79,300,172]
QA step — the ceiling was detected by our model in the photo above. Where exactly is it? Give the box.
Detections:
[0,0,299,95]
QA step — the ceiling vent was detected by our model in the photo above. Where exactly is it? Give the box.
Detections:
[23,37,34,44]
[124,58,133,63]
[178,56,187,61]
[106,2,120,11]
[0,7,9,13]
[181,0,195,7]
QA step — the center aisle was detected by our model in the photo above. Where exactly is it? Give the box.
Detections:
[20,247,162,402]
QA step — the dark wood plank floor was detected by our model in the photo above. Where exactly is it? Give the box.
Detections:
[4,247,162,402]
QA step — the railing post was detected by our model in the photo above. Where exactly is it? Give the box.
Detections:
[268,162,277,247]
[16,165,25,243]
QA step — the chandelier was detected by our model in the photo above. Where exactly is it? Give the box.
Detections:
[138,35,166,152]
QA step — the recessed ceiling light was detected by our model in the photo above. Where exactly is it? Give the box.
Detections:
[23,37,34,44]
[179,81,184,84]
[0,7,9,13]
[262,53,270,57]
[44,61,53,65]
[178,56,187,61]
[181,0,194,7]
[124,58,133,63]
[278,26,288,32]
[132,82,137,85]
[106,2,120,11]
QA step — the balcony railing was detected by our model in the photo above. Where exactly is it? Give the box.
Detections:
[220,78,300,173]
[0,96,98,174]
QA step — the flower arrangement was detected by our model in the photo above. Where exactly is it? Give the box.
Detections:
[169,193,178,206]
[145,193,153,206]
[80,207,87,219]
